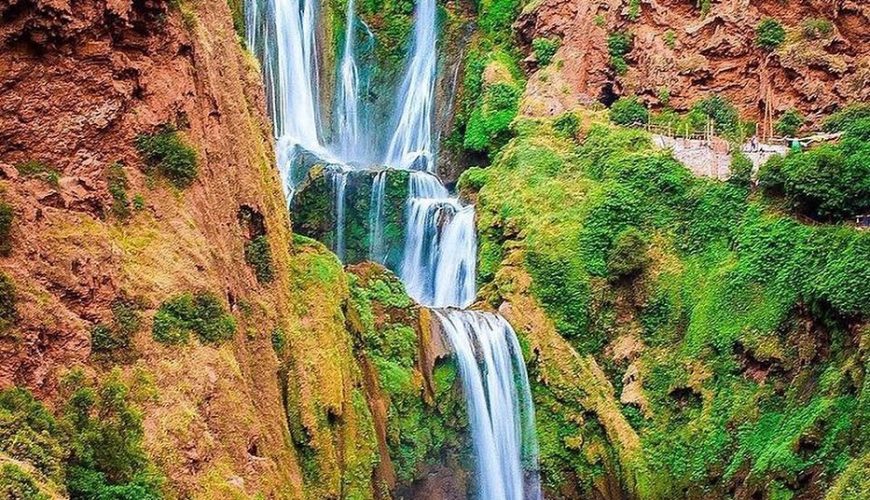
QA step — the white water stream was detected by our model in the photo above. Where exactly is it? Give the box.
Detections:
[246,0,541,496]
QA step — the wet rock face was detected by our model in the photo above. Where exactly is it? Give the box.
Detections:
[515,0,869,123]
[292,166,410,268]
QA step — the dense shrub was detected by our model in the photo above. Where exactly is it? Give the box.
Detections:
[729,151,753,188]
[691,95,740,135]
[532,37,559,65]
[60,370,163,499]
[152,291,236,344]
[135,126,198,188]
[107,162,131,220]
[823,104,870,133]
[607,31,633,74]
[756,18,786,50]
[607,227,649,279]
[271,327,287,356]
[774,108,804,137]
[1,372,162,499]
[0,200,12,256]
[0,387,65,482]
[0,273,16,333]
[458,166,489,193]
[91,298,142,354]
[553,112,580,139]
[14,161,60,186]
[0,463,49,500]
[609,96,649,126]
[463,81,522,153]
[245,235,275,283]
[758,117,870,220]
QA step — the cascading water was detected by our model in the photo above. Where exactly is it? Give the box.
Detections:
[382,0,437,171]
[368,171,388,264]
[246,0,541,496]
[400,172,476,308]
[333,0,362,159]
[435,310,541,500]
[328,167,349,262]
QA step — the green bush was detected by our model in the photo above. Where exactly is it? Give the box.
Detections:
[691,95,740,135]
[244,236,275,284]
[532,37,559,65]
[0,463,49,500]
[0,200,12,256]
[801,18,833,40]
[152,292,236,344]
[0,387,65,482]
[60,370,163,499]
[271,327,287,356]
[607,31,633,74]
[1,374,163,500]
[14,161,59,186]
[92,299,142,353]
[553,112,580,139]
[0,273,16,333]
[463,82,522,153]
[729,151,754,188]
[627,0,640,20]
[609,96,649,126]
[458,166,490,193]
[756,18,786,50]
[107,162,131,220]
[774,109,804,137]
[607,227,649,279]
[664,29,676,49]
[135,126,198,188]
[132,194,146,211]
[823,104,870,133]
[758,119,870,220]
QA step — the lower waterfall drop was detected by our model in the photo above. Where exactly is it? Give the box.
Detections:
[400,171,476,309]
[435,309,542,500]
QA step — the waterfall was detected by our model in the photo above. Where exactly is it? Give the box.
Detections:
[400,172,476,308]
[334,0,362,159]
[368,171,388,264]
[246,0,541,497]
[328,168,349,262]
[382,0,438,171]
[246,0,335,200]
[435,310,542,500]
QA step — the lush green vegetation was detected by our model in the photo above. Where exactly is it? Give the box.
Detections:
[0,371,163,499]
[0,273,16,334]
[609,96,648,126]
[531,37,559,66]
[607,31,633,75]
[775,108,804,137]
[759,114,869,220]
[0,199,12,257]
[463,115,869,498]
[245,236,275,284]
[135,126,198,189]
[293,168,410,268]
[14,161,60,186]
[152,292,236,345]
[91,298,143,355]
[346,266,467,483]
[756,18,786,50]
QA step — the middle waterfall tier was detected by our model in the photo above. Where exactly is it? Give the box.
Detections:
[293,166,476,309]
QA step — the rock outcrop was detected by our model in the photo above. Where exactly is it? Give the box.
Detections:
[516,0,869,126]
